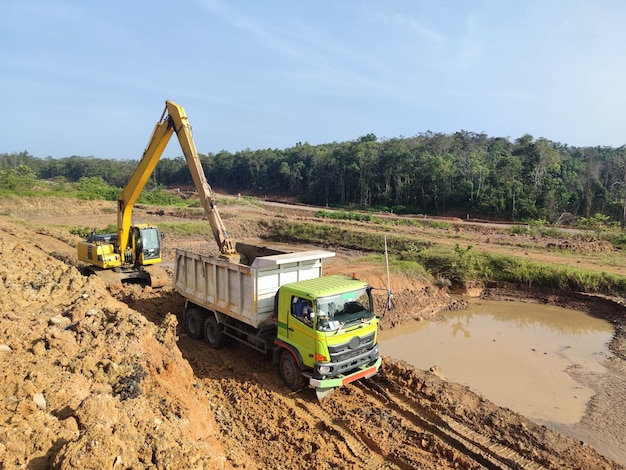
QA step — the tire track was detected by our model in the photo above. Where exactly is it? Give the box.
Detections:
[292,394,400,469]
[357,378,548,470]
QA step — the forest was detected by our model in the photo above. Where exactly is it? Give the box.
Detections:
[2,130,626,224]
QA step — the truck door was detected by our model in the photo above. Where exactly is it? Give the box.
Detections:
[287,296,316,368]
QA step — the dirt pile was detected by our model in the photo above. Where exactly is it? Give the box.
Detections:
[0,226,226,469]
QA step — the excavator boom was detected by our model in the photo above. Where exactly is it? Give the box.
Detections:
[117,100,238,262]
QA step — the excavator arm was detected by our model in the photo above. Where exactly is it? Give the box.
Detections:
[116,100,238,262]
[165,101,238,260]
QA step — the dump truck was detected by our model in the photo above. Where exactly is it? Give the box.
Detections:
[174,243,382,399]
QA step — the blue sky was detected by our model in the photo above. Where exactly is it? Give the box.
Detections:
[1,1,625,159]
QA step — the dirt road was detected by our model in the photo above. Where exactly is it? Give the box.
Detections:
[1,197,625,469]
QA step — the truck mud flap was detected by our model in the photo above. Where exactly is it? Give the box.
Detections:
[315,387,335,401]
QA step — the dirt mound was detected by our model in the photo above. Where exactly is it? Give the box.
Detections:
[546,238,615,253]
[0,225,226,469]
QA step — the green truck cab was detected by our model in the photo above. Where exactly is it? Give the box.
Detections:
[274,275,381,398]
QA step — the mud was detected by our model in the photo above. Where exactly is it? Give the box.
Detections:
[0,197,625,469]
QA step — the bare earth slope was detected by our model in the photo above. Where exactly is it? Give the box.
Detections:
[0,197,625,469]
[0,219,226,469]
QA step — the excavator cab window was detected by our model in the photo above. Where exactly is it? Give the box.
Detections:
[139,227,161,260]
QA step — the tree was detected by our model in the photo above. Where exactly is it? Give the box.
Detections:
[0,165,37,191]
[609,146,626,226]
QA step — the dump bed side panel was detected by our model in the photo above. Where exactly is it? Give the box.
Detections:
[175,249,259,325]
[174,248,334,329]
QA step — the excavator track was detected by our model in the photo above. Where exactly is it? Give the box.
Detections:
[356,377,549,470]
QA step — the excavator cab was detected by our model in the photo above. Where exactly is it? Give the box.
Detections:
[130,225,163,266]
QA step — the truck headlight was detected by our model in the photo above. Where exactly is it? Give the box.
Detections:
[318,365,331,374]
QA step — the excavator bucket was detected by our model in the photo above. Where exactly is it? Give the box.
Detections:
[235,242,287,266]
[315,387,335,401]
[144,265,169,288]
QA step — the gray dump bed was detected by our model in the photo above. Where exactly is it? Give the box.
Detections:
[174,248,335,329]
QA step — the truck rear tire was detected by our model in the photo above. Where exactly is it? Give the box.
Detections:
[204,315,226,349]
[185,308,205,340]
[279,350,306,391]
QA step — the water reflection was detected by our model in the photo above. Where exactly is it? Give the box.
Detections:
[380,300,615,424]
[451,317,471,338]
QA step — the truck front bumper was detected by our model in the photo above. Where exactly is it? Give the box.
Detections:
[309,357,382,389]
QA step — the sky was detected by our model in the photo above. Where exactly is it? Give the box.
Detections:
[1,0,625,160]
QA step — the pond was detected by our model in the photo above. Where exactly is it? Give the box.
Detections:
[379,299,615,425]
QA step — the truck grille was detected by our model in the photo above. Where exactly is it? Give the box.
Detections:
[327,332,375,363]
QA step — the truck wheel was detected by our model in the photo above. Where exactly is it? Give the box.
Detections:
[204,315,225,349]
[279,350,306,391]
[185,308,205,340]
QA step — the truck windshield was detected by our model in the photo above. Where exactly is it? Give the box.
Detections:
[316,288,374,331]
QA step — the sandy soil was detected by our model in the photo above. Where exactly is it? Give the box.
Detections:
[0,196,625,469]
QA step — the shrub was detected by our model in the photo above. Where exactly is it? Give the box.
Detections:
[507,225,530,235]
[74,177,119,200]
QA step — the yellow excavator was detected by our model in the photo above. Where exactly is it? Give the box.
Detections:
[77,100,239,286]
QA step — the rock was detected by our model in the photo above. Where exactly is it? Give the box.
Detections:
[5,395,18,412]
[0,344,11,352]
[429,365,446,381]
[49,315,64,326]
[33,393,47,409]
[47,329,79,356]
[32,339,47,356]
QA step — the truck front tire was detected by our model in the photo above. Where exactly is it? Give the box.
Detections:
[185,308,205,340]
[204,315,226,349]
[279,350,306,391]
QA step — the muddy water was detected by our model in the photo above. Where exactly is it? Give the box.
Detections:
[379,300,615,425]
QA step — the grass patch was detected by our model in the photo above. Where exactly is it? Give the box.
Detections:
[483,253,626,295]
[154,221,213,236]
[222,195,260,206]
[352,253,430,279]
[315,209,377,223]
[507,224,563,237]
[69,220,213,238]
[606,232,626,249]
[69,224,117,237]
[428,221,453,230]
[262,220,432,253]
[260,219,626,296]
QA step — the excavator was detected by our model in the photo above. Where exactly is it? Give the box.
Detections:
[77,100,239,286]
